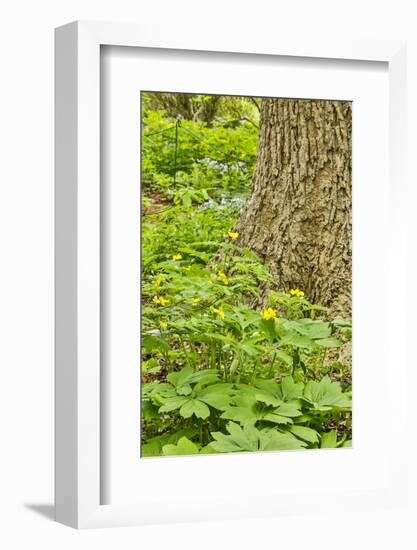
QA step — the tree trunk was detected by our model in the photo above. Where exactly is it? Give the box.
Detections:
[235,98,352,319]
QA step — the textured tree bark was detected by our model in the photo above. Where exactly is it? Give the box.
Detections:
[235,98,352,319]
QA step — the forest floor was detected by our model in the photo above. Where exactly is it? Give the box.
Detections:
[140,97,352,457]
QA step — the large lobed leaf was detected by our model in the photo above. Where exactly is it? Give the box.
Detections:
[210,422,307,453]
[303,376,351,411]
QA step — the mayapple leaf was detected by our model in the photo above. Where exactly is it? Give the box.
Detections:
[179,399,211,419]
[320,430,338,448]
[303,376,351,411]
[227,422,259,450]
[166,366,194,387]
[255,376,303,402]
[220,406,261,424]
[158,395,189,413]
[280,332,318,350]
[167,366,219,389]
[199,443,219,454]
[254,389,281,407]
[162,436,200,456]
[210,433,244,453]
[177,384,192,396]
[289,425,320,444]
[280,376,304,401]
[315,338,342,348]
[273,402,302,418]
[260,430,307,451]
[292,320,332,340]
[210,422,307,453]
[210,422,258,452]
[262,412,293,425]
[142,428,198,457]
[188,369,219,386]
[198,383,234,410]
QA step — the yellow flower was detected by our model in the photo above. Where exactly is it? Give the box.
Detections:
[153,295,170,306]
[155,275,166,287]
[172,253,183,261]
[192,297,201,305]
[218,271,229,285]
[159,321,168,330]
[262,308,277,321]
[289,288,305,298]
[208,305,225,320]
[228,231,239,240]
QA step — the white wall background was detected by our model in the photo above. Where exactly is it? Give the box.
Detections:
[0,0,416,548]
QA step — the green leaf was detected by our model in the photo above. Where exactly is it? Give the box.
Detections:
[274,349,293,366]
[162,437,200,456]
[280,376,304,401]
[141,438,164,457]
[273,402,302,418]
[177,247,210,262]
[332,320,352,328]
[262,412,293,425]
[141,400,159,420]
[166,366,194,387]
[142,358,162,374]
[255,377,303,402]
[166,366,219,389]
[210,422,258,452]
[227,422,259,450]
[320,430,338,448]
[179,399,210,419]
[142,334,171,354]
[289,425,319,444]
[210,422,307,453]
[198,383,234,410]
[141,428,198,457]
[259,318,276,342]
[158,395,189,413]
[315,338,342,348]
[293,320,332,340]
[188,369,219,386]
[303,376,351,411]
[199,443,219,454]
[177,384,193,396]
[221,406,261,424]
[260,430,307,451]
[254,389,281,407]
[280,333,317,349]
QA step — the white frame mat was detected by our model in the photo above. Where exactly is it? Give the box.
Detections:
[55,21,407,529]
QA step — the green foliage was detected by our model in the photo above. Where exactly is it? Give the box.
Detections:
[141,92,352,457]
[142,105,258,197]
[142,365,351,454]
[210,422,307,453]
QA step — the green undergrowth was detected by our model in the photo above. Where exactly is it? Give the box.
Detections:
[141,99,352,457]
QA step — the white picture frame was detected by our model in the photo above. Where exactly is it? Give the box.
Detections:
[55,20,407,529]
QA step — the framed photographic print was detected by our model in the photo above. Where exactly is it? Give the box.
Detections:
[55,21,407,528]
